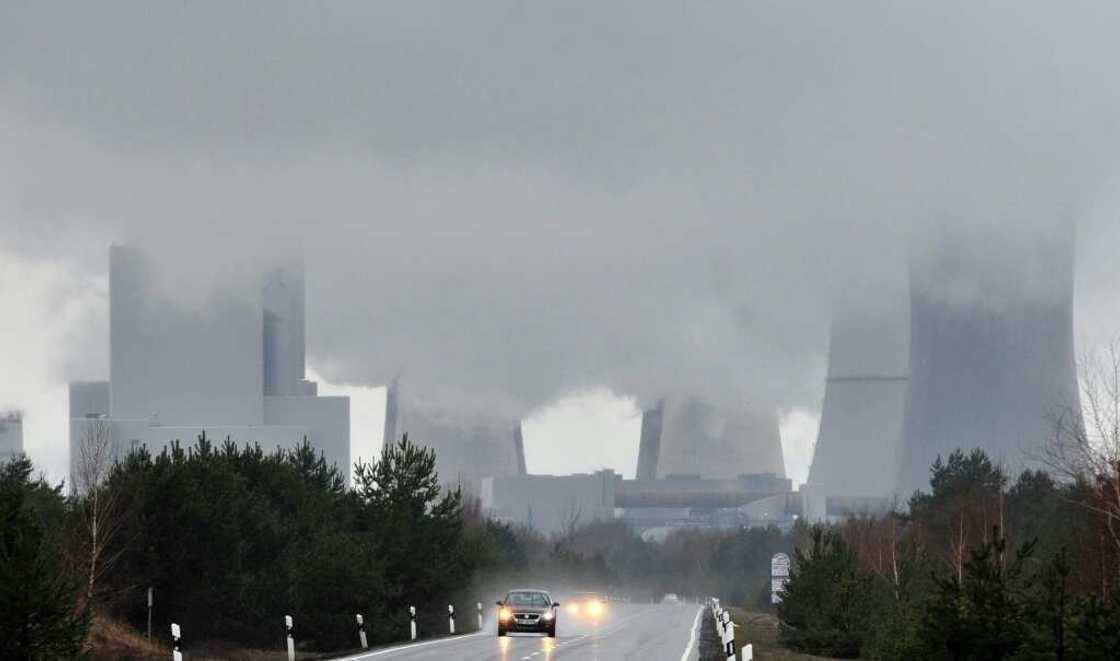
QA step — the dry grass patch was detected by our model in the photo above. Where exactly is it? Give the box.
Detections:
[727,608,850,661]
[87,613,167,660]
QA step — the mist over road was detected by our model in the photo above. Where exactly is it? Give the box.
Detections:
[334,603,702,661]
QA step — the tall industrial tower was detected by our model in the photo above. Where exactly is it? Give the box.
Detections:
[656,397,786,479]
[896,226,1081,494]
[806,291,909,498]
[634,400,664,480]
[383,377,400,445]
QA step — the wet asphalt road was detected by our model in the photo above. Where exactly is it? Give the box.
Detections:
[332,603,703,661]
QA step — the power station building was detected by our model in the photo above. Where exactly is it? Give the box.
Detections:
[68,245,350,487]
[481,393,796,535]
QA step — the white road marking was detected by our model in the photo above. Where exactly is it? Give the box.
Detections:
[331,631,485,659]
[680,607,704,661]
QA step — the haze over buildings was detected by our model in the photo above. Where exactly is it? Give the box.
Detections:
[4,3,1120,486]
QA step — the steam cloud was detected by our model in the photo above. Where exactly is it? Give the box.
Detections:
[2,2,1120,445]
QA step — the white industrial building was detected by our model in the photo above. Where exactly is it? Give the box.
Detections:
[68,245,349,488]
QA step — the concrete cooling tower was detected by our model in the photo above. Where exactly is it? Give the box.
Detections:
[656,397,786,480]
[806,292,909,498]
[897,228,1081,495]
[384,381,520,493]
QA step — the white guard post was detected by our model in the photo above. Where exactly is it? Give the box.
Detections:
[410,606,417,640]
[448,604,455,634]
[477,602,483,630]
[356,613,368,649]
[285,615,295,661]
[744,642,754,660]
[721,612,736,661]
[170,623,182,661]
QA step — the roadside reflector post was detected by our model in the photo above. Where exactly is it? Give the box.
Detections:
[448,604,455,634]
[170,623,182,661]
[285,615,295,661]
[477,602,483,630]
[745,642,754,660]
[722,617,736,661]
[147,587,153,641]
[410,606,417,640]
[356,614,367,649]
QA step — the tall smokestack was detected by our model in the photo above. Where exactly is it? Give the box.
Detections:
[262,261,307,396]
[383,377,399,445]
[897,225,1081,494]
[635,400,664,480]
[512,421,527,476]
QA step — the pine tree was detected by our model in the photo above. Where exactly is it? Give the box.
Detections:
[0,457,90,660]
[919,531,1033,660]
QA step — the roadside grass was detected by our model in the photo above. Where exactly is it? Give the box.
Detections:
[726,608,848,661]
[87,613,167,660]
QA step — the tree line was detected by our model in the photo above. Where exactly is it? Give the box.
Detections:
[776,449,1120,660]
[774,340,1120,661]
[1,430,792,659]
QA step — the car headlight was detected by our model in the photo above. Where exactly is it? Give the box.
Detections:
[587,600,604,616]
[499,608,512,622]
[543,610,554,621]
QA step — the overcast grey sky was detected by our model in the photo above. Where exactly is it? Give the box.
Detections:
[3,1,1120,484]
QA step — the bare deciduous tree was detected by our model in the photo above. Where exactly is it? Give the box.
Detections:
[1045,336,1120,587]
[72,419,122,604]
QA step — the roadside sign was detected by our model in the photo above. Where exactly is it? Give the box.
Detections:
[771,552,790,604]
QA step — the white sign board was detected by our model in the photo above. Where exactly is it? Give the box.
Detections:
[771,552,791,604]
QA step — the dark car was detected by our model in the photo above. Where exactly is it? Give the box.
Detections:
[496,589,559,637]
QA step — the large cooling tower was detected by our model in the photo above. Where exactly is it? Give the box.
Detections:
[806,292,909,498]
[387,382,520,493]
[897,228,1081,494]
[656,397,785,479]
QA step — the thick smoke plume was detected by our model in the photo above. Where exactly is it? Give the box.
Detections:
[2,2,1119,440]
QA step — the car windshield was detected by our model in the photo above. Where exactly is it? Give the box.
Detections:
[506,591,551,607]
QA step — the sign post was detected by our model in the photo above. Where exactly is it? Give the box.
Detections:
[771,552,791,604]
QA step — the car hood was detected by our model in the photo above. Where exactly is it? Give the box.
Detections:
[508,605,549,613]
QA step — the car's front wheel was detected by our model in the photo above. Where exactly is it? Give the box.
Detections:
[547,623,556,638]
[497,625,507,637]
